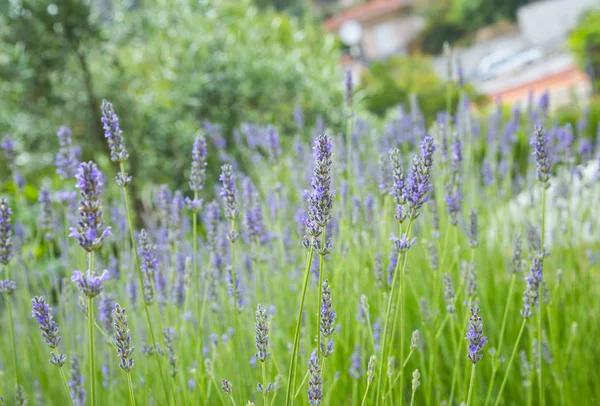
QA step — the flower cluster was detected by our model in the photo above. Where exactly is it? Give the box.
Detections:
[100,100,129,163]
[402,136,436,220]
[254,304,270,362]
[443,273,456,315]
[304,134,335,240]
[69,356,86,406]
[219,164,239,221]
[69,162,112,252]
[189,135,208,192]
[31,296,66,367]
[38,186,54,241]
[0,197,13,265]
[112,303,135,372]
[521,258,544,319]
[320,279,336,357]
[465,307,487,364]
[307,352,322,406]
[138,229,157,304]
[72,270,110,298]
[55,126,80,179]
[530,125,552,185]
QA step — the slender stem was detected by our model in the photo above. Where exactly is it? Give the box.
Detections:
[409,385,417,406]
[118,162,170,402]
[383,351,414,400]
[127,373,136,406]
[317,230,325,363]
[2,263,19,390]
[538,187,547,406]
[484,274,517,405]
[494,319,528,406]
[87,252,96,406]
[361,382,372,406]
[229,218,245,403]
[376,218,414,404]
[466,364,476,406]
[285,244,315,405]
[59,366,76,406]
[262,362,268,406]
[229,395,238,406]
[448,316,461,405]
[292,371,310,399]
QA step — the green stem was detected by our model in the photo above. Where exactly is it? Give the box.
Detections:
[127,373,136,406]
[292,371,310,399]
[3,264,20,389]
[494,319,528,406]
[88,252,96,406]
[448,316,461,405]
[484,274,517,406]
[262,362,268,406]
[375,218,414,405]
[360,382,372,406]
[466,364,476,406]
[538,187,547,406]
[285,243,315,405]
[317,231,325,363]
[59,366,76,406]
[119,162,170,402]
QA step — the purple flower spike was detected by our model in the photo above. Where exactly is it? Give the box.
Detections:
[39,187,54,241]
[530,125,552,186]
[31,296,66,367]
[219,164,239,221]
[69,162,111,252]
[521,258,544,319]
[100,100,129,163]
[112,303,135,372]
[308,352,323,406]
[0,198,14,265]
[56,126,79,179]
[465,307,487,364]
[189,135,208,192]
[72,270,110,298]
[304,134,335,239]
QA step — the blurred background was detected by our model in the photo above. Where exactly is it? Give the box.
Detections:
[1,0,599,192]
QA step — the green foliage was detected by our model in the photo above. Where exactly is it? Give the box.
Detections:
[569,9,600,93]
[360,55,484,121]
[0,0,343,189]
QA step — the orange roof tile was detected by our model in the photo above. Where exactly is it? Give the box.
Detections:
[323,0,409,32]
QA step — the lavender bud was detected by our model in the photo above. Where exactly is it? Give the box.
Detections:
[100,100,129,162]
[320,280,336,357]
[38,187,54,241]
[55,126,79,179]
[349,346,362,379]
[367,355,376,384]
[112,304,135,372]
[304,134,335,238]
[138,229,157,304]
[219,164,239,220]
[69,162,111,252]
[465,307,487,364]
[0,280,16,296]
[31,296,63,349]
[189,135,208,192]
[442,273,456,315]
[468,209,478,248]
[69,356,86,406]
[163,328,177,376]
[387,356,396,377]
[72,270,109,298]
[308,352,322,406]
[344,68,353,108]
[255,304,270,362]
[0,198,14,265]
[521,258,544,319]
[221,380,233,396]
[530,125,552,185]
[15,385,26,406]
[410,330,421,352]
[412,369,421,392]
[511,233,523,274]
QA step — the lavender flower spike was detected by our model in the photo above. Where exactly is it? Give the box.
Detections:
[255,304,270,362]
[112,304,135,372]
[39,186,54,241]
[320,279,336,357]
[466,307,487,364]
[305,134,335,238]
[221,380,233,396]
[530,125,551,186]
[308,352,322,406]
[69,162,111,252]
[100,100,129,163]
[56,126,79,179]
[521,258,544,319]
[69,356,86,406]
[219,164,239,220]
[72,270,110,298]
[31,296,66,367]
[189,135,208,192]
[0,198,14,265]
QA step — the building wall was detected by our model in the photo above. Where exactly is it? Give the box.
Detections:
[517,0,597,46]
[360,14,425,60]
